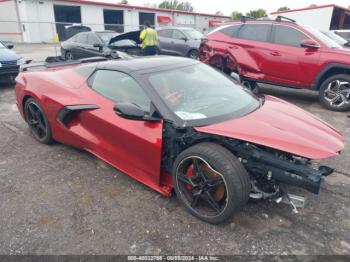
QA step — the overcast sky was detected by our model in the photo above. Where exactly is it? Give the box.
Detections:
[110,0,350,16]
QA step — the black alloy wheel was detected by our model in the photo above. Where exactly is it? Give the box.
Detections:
[188,50,199,59]
[24,98,53,144]
[65,51,74,61]
[173,142,250,224]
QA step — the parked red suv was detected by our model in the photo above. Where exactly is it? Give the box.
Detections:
[200,17,350,111]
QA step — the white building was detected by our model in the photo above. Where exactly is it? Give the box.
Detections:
[0,0,230,43]
[270,4,350,31]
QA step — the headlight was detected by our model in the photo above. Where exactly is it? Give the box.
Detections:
[16,58,25,66]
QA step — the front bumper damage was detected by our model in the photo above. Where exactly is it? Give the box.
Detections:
[232,143,334,194]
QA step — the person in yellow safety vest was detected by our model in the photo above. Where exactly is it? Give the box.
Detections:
[139,20,158,56]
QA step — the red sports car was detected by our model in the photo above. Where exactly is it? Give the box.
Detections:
[15,57,344,224]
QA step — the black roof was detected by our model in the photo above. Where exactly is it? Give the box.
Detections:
[96,56,199,74]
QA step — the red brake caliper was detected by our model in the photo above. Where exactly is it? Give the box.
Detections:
[185,164,195,191]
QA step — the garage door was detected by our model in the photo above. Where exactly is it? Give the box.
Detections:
[104,9,124,33]
[139,12,155,29]
[54,5,81,41]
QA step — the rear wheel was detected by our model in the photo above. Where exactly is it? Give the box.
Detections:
[172,142,250,224]
[319,74,350,111]
[188,49,199,59]
[65,51,74,61]
[24,98,53,144]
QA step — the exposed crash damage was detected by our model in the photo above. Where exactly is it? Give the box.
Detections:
[161,121,335,199]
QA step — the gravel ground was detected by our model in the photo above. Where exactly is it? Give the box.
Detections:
[0,44,349,255]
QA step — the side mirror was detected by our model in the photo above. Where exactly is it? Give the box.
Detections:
[7,44,14,49]
[180,37,188,42]
[300,39,320,49]
[93,43,103,49]
[114,103,161,122]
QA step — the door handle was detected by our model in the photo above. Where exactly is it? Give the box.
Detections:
[270,51,281,56]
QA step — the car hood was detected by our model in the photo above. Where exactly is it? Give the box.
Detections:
[108,30,142,45]
[195,96,344,160]
[0,48,21,62]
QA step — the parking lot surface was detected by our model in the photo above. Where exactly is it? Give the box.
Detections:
[0,44,349,255]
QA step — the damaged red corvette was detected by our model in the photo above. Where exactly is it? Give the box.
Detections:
[15,56,344,224]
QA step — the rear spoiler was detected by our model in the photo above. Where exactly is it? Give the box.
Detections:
[20,57,108,72]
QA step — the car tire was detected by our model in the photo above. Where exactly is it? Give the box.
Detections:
[241,79,259,94]
[319,74,350,111]
[65,51,74,61]
[24,97,54,144]
[172,142,250,224]
[188,49,199,59]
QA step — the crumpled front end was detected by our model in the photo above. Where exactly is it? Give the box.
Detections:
[229,142,334,194]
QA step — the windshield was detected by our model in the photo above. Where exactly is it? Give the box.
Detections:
[110,39,137,47]
[97,32,119,44]
[322,31,347,45]
[147,63,259,125]
[304,26,342,48]
[182,29,203,40]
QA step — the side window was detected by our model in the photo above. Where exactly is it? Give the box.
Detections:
[273,25,310,47]
[76,33,88,44]
[91,70,151,112]
[220,25,241,37]
[87,33,101,45]
[172,30,186,40]
[158,29,172,38]
[238,24,272,42]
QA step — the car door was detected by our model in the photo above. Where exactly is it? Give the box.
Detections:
[229,23,273,80]
[84,33,104,57]
[264,24,321,87]
[157,29,174,54]
[70,70,164,189]
[73,33,88,59]
[170,29,189,56]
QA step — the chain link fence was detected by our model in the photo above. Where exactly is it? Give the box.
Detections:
[0,20,208,62]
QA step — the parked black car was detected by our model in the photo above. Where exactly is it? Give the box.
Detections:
[0,42,23,85]
[62,25,91,41]
[60,30,142,60]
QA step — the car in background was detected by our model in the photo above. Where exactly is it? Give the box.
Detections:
[0,42,23,85]
[62,24,91,41]
[157,27,203,59]
[322,30,350,48]
[334,30,350,42]
[200,17,350,111]
[60,30,141,60]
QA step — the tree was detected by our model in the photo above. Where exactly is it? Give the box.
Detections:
[215,11,224,16]
[246,8,267,19]
[277,6,290,12]
[231,11,243,20]
[118,0,128,4]
[144,2,157,8]
[177,2,194,12]
[158,0,194,12]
